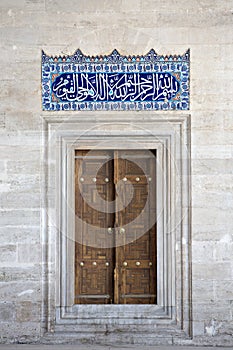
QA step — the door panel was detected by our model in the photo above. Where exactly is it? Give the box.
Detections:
[115,150,156,304]
[75,150,115,304]
[75,149,156,305]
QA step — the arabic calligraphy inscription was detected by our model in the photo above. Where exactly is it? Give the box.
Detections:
[42,49,190,111]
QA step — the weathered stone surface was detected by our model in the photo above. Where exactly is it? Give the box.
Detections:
[0,281,40,302]
[0,266,41,282]
[192,262,232,281]
[0,113,5,129]
[193,301,232,322]
[0,245,17,264]
[0,302,15,322]
[192,159,233,175]
[0,226,40,245]
[192,223,232,242]
[17,244,41,263]
[0,346,231,350]
[0,210,40,226]
[214,281,233,300]
[192,242,215,263]
[16,301,40,322]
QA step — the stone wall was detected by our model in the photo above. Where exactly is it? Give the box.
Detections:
[0,0,233,345]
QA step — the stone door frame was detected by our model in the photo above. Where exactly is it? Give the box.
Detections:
[41,113,192,341]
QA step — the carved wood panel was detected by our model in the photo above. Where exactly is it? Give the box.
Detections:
[114,151,157,304]
[74,150,115,304]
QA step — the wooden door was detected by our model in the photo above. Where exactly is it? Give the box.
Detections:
[75,150,156,304]
[114,150,156,304]
[74,150,115,304]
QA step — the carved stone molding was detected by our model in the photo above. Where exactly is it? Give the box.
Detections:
[41,114,192,344]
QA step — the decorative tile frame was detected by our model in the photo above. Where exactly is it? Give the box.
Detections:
[42,49,190,111]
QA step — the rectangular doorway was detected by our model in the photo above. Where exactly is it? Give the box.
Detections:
[74,149,157,304]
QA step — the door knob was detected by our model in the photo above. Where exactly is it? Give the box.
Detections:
[119,227,125,234]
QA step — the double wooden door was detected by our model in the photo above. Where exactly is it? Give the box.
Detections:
[75,150,156,304]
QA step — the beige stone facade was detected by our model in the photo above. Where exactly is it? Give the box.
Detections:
[0,0,233,346]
